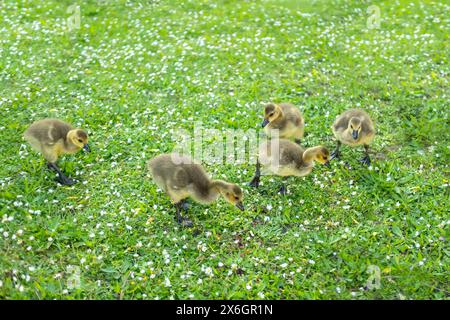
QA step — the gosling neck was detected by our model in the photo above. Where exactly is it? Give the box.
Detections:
[302,146,322,165]
[65,130,81,152]
[210,180,229,194]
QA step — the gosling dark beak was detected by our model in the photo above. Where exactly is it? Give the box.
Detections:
[352,130,358,140]
[236,202,245,211]
[324,161,331,167]
[83,144,91,152]
[261,119,269,128]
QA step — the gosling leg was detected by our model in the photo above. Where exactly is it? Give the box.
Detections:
[278,177,289,195]
[47,162,76,186]
[180,199,190,211]
[330,141,342,160]
[359,144,371,166]
[174,202,193,227]
[248,160,261,188]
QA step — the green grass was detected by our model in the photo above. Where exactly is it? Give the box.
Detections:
[0,0,449,299]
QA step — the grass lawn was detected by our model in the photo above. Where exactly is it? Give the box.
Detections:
[0,0,449,299]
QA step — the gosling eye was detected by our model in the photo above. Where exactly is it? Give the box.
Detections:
[350,125,354,130]
[234,196,239,200]
[78,139,83,143]
[269,113,274,117]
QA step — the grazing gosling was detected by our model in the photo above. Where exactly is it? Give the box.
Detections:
[24,119,90,185]
[331,109,375,165]
[249,139,329,194]
[261,102,304,143]
[147,153,244,227]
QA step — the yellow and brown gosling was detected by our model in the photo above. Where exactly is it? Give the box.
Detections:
[261,102,304,143]
[147,153,244,227]
[249,139,329,194]
[24,118,90,185]
[331,109,375,165]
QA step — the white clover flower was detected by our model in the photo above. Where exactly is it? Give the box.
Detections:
[204,267,213,277]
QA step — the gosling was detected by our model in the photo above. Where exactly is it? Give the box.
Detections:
[331,109,375,165]
[261,102,304,143]
[24,119,90,185]
[249,139,329,194]
[147,153,244,227]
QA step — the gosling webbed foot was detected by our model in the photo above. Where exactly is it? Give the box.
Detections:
[47,162,76,186]
[330,149,341,160]
[175,202,193,227]
[278,185,287,195]
[180,199,190,211]
[180,218,193,228]
[330,141,342,161]
[248,176,260,188]
[359,155,371,166]
[56,176,77,186]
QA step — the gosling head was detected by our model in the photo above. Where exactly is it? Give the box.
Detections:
[348,117,362,140]
[218,183,244,211]
[262,103,282,127]
[67,129,90,152]
[314,146,330,166]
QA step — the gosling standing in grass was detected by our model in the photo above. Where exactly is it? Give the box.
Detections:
[249,139,330,194]
[24,119,90,185]
[261,102,304,143]
[331,109,375,165]
[147,153,244,227]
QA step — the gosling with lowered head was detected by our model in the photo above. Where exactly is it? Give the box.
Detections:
[24,118,90,185]
[147,153,244,227]
[249,139,329,194]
